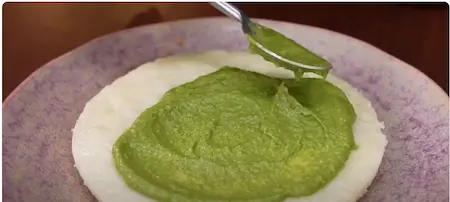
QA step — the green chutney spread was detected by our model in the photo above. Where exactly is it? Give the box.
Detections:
[112,23,357,202]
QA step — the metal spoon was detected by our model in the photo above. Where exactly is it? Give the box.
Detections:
[210,2,330,71]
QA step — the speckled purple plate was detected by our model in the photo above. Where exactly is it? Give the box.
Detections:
[3,17,449,202]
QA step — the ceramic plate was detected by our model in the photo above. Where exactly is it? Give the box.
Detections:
[3,17,448,202]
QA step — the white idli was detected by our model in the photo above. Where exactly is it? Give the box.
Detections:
[72,51,387,202]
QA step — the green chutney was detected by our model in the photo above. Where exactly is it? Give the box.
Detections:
[112,23,357,202]
[248,23,331,77]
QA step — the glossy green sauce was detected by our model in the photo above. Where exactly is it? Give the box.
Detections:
[248,23,331,77]
[112,23,357,202]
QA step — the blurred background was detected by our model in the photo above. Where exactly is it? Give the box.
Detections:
[3,3,449,100]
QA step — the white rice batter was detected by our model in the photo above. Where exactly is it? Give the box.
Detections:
[72,51,387,202]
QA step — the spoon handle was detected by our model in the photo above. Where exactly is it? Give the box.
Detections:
[210,2,243,22]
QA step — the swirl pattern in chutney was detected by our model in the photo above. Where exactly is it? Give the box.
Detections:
[113,67,356,202]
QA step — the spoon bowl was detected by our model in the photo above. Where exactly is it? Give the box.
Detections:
[210,2,331,74]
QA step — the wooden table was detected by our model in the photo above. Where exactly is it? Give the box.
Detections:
[3,3,448,100]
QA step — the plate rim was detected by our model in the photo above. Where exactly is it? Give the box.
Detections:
[3,16,448,108]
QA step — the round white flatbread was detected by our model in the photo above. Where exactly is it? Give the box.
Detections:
[72,51,387,202]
